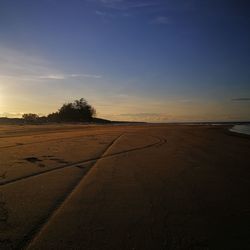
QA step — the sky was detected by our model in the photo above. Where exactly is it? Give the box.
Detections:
[0,0,250,122]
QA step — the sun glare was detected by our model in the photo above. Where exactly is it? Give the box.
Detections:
[0,82,8,116]
[0,84,3,112]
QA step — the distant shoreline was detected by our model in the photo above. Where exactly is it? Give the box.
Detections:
[0,117,147,125]
[0,117,249,126]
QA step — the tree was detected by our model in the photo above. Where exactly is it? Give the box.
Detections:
[47,112,60,122]
[22,98,97,123]
[22,113,39,123]
[57,98,96,122]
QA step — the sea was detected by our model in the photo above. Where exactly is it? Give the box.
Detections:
[230,124,250,136]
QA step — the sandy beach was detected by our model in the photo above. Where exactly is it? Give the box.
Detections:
[0,124,250,249]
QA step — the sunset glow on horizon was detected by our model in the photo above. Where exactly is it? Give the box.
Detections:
[0,0,250,122]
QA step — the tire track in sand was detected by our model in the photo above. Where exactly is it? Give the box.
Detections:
[0,135,166,187]
[0,133,108,149]
[14,133,124,250]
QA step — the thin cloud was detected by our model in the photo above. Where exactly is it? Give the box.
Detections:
[151,16,170,24]
[232,98,250,102]
[39,74,65,80]
[0,112,24,118]
[118,113,162,117]
[92,0,195,12]
[70,73,102,79]
[100,0,123,3]
[100,0,123,4]
[95,10,115,18]
[39,73,102,80]
[0,73,102,81]
[0,47,52,77]
[95,10,108,16]
[93,0,161,10]
[119,2,159,10]
[113,112,169,122]
[0,46,102,82]
[90,0,179,21]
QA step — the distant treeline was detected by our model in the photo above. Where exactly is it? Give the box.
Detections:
[0,98,111,124]
[0,98,148,125]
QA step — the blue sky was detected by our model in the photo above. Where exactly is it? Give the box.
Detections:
[0,0,249,121]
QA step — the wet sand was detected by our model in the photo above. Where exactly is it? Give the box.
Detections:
[0,124,250,249]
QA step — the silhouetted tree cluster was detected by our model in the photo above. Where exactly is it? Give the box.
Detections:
[57,98,96,122]
[22,113,39,123]
[22,98,96,123]
[47,112,60,122]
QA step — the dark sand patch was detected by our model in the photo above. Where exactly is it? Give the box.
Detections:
[24,157,42,163]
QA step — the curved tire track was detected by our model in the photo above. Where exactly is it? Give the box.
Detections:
[0,133,108,149]
[0,134,166,187]
[25,134,167,250]
[14,133,124,249]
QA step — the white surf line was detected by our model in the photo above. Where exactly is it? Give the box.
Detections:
[0,135,163,187]
[16,133,125,250]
